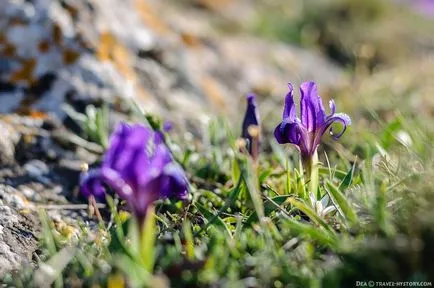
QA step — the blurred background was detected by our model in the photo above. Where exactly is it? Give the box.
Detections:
[1,0,434,132]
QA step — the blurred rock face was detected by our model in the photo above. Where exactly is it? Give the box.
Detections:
[0,0,157,116]
[0,0,343,124]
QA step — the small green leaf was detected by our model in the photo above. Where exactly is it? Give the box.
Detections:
[243,161,265,219]
[288,198,335,234]
[284,218,338,247]
[113,254,151,287]
[295,169,307,200]
[285,159,291,195]
[245,195,291,224]
[195,203,232,238]
[232,158,241,185]
[325,180,358,227]
[195,174,243,237]
[380,117,402,149]
[319,167,347,180]
[182,221,195,261]
[339,162,356,191]
[259,168,273,185]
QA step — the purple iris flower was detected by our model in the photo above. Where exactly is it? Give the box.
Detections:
[241,93,261,160]
[81,123,188,223]
[274,81,351,160]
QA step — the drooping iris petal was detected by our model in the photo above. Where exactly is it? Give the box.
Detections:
[80,123,188,221]
[322,113,352,140]
[274,119,301,145]
[160,164,189,200]
[274,119,311,156]
[80,168,133,200]
[328,99,336,116]
[80,171,106,199]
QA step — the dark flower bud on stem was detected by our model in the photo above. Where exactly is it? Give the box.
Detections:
[241,93,261,161]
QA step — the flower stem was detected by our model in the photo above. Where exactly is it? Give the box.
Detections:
[137,205,156,272]
[88,195,104,224]
[302,150,319,204]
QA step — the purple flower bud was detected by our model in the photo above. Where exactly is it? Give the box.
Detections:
[241,93,261,160]
[163,121,174,132]
[274,82,351,159]
[81,123,188,222]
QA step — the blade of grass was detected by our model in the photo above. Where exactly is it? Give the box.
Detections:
[195,203,233,238]
[288,198,336,234]
[325,180,358,227]
[182,221,195,261]
[284,218,338,248]
[339,161,356,191]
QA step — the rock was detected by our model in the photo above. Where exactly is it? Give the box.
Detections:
[0,114,99,276]
[0,120,20,165]
[0,0,345,126]
[0,0,159,117]
[0,204,38,276]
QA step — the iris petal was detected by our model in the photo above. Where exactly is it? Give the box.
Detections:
[274,119,302,145]
[329,99,336,116]
[80,168,133,200]
[80,170,106,199]
[300,81,327,131]
[283,83,296,120]
[274,81,350,158]
[162,164,189,200]
[80,123,189,219]
[103,123,131,168]
[328,113,351,139]
[315,113,351,145]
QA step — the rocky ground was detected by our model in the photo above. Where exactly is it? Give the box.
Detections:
[1,0,434,280]
[0,114,102,275]
[0,0,347,276]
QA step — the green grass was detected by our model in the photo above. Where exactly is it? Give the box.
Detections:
[4,99,434,287]
[4,1,434,286]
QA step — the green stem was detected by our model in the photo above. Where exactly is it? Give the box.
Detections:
[302,150,319,204]
[138,206,156,272]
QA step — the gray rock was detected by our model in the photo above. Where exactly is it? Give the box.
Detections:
[0,204,38,276]
[0,114,99,277]
[0,120,20,165]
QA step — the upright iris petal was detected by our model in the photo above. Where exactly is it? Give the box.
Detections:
[274,81,351,160]
[80,123,188,224]
[241,93,261,160]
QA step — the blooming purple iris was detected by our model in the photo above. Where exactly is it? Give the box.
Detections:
[81,123,188,224]
[274,81,351,160]
[241,93,261,160]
